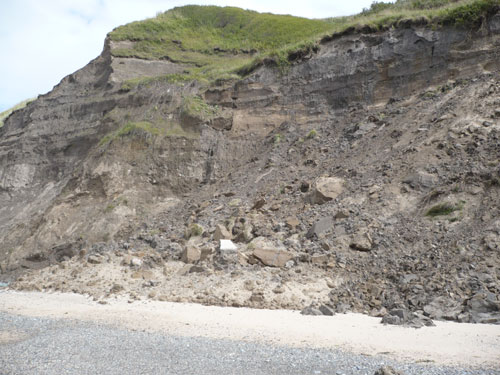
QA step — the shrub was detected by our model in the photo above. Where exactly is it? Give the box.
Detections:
[307,129,318,139]
[185,223,204,239]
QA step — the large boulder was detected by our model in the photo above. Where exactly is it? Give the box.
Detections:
[402,171,438,190]
[213,224,232,242]
[306,217,334,238]
[181,245,201,264]
[307,177,344,205]
[349,229,373,251]
[233,222,254,243]
[253,248,293,267]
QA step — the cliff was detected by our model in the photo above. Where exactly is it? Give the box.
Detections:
[1,3,500,325]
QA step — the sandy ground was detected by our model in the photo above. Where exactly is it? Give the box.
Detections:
[1,290,499,368]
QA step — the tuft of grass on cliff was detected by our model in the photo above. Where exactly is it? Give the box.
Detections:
[0,98,35,128]
[99,120,199,146]
[111,1,500,86]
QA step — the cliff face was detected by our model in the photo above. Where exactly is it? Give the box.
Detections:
[1,9,500,324]
[1,13,498,267]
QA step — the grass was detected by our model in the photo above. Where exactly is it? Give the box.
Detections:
[0,98,35,127]
[273,133,282,144]
[109,1,499,86]
[324,0,499,29]
[306,129,318,139]
[110,6,332,58]
[110,5,331,84]
[99,121,158,146]
[99,120,198,147]
[425,201,465,217]
[181,95,221,121]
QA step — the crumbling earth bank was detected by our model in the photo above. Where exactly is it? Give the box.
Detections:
[2,14,500,325]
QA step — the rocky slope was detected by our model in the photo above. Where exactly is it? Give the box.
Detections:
[1,5,500,326]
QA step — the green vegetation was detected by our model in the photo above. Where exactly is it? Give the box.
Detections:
[181,95,221,121]
[325,0,499,29]
[111,5,330,83]
[99,121,159,146]
[109,1,499,86]
[306,129,318,139]
[110,5,332,79]
[104,203,116,213]
[104,196,129,213]
[0,98,35,127]
[426,201,465,217]
[185,223,204,239]
[121,73,201,91]
[99,120,197,147]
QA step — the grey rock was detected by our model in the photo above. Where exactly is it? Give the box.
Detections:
[253,248,294,268]
[334,210,349,219]
[300,305,323,316]
[381,314,402,325]
[234,223,254,243]
[423,296,462,321]
[306,217,334,238]
[484,232,500,251]
[403,171,438,190]
[213,224,232,242]
[168,242,184,259]
[471,293,499,313]
[307,177,344,205]
[349,230,372,252]
[181,245,201,264]
[382,309,434,328]
[374,366,405,375]
[87,255,104,264]
[400,274,418,284]
[354,122,377,136]
[318,304,335,316]
[189,265,206,273]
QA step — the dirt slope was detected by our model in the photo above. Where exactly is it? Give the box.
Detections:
[1,7,499,326]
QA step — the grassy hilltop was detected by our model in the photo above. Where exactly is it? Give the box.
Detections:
[109,0,499,86]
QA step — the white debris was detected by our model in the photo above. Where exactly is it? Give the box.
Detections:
[219,239,237,251]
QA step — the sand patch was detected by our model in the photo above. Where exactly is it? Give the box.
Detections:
[1,290,499,368]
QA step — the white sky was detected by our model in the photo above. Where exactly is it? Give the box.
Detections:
[0,0,379,111]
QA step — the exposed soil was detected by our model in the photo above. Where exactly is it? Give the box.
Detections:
[1,14,500,328]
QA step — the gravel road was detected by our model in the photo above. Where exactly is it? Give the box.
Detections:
[1,311,499,375]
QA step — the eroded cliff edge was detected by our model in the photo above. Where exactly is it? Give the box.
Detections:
[1,8,499,325]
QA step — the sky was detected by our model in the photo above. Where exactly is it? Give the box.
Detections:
[0,0,380,112]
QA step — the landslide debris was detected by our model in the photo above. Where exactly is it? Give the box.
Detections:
[1,2,500,327]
